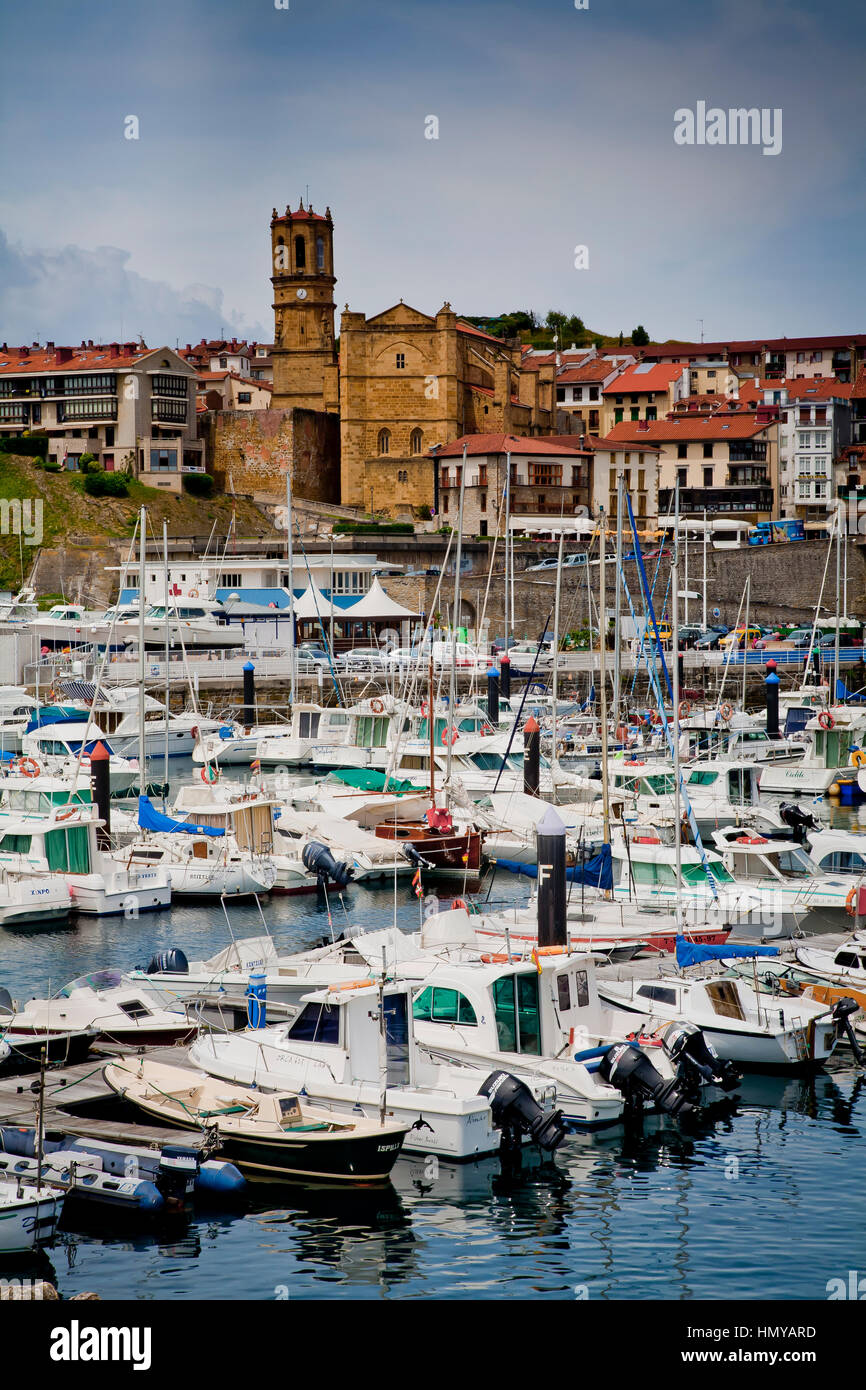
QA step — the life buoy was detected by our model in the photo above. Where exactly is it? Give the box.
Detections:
[720,702,734,722]
[480,723,494,737]
[421,701,429,718]
[451,897,469,911]
[55,808,77,822]
[678,700,692,719]
[201,764,219,784]
[534,945,567,957]
[371,698,385,714]
[441,725,459,746]
[188,588,199,598]
[735,835,768,845]
[18,758,40,778]
[481,952,510,964]
[818,710,835,730]
[846,886,858,917]
[853,750,866,768]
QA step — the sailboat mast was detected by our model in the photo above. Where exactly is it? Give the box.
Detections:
[613,471,624,721]
[446,446,467,787]
[599,507,610,845]
[162,519,170,810]
[673,485,682,913]
[504,452,511,647]
[429,653,435,805]
[138,504,147,792]
[834,506,842,699]
[551,528,565,769]
[286,464,296,706]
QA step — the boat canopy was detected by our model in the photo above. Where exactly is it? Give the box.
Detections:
[675,936,779,968]
[329,769,426,794]
[137,794,225,837]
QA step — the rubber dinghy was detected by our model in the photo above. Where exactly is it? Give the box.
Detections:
[103,1057,410,1184]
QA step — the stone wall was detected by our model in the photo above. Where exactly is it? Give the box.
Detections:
[201,407,339,503]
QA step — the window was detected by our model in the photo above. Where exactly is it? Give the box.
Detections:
[413,987,477,1025]
[528,463,562,487]
[703,466,713,487]
[396,353,406,369]
[480,493,487,511]
[442,493,449,513]
[677,443,687,459]
[316,236,325,271]
[703,442,713,458]
[377,428,390,455]
[410,428,423,454]
[821,851,866,873]
[556,975,571,1011]
[294,235,306,271]
[287,1001,340,1044]
[149,449,178,471]
[637,985,678,1005]
[237,391,251,404]
[0,833,32,853]
[117,999,152,1020]
[491,973,541,1055]
[677,467,688,487]
[219,357,227,369]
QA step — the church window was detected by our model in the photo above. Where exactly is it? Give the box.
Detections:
[294,236,306,271]
[410,428,423,454]
[378,428,390,455]
[396,353,406,369]
[316,237,325,271]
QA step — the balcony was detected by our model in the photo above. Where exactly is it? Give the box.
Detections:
[57,398,118,423]
[152,401,188,424]
[659,485,773,515]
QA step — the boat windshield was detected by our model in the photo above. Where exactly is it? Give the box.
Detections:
[643,774,675,795]
[772,848,816,877]
[681,861,736,886]
[58,969,125,997]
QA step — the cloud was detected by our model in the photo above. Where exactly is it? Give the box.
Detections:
[0,230,267,347]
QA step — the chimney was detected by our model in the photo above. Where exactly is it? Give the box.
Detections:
[55,347,73,365]
[88,339,94,349]
[46,341,54,351]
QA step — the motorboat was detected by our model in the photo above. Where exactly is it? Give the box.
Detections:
[18,716,139,793]
[762,706,866,796]
[0,867,73,926]
[189,977,568,1160]
[710,826,854,932]
[0,1177,65,1253]
[597,968,841,1069]
[0,802,171,915]
[0,687,39,756]
[52,680,223,760]
[0,969,197,1045]
[272,808,414,881]
[795,934,866,986]
[104,1057,410,1184]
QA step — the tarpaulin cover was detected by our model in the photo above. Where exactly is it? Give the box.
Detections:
[495,844,613,891]
[137,794,225,837]
[330,769,426,793]
[675,935,779,968]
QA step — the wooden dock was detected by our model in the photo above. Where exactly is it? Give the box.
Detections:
[0,1042,210,1151]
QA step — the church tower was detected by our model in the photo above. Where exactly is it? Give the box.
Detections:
[270,201,337,410]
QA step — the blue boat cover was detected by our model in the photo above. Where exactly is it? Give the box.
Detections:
[24,707,84,734]
[137,794,225,837]
[836,677,866,703]
[495,844,613,891]
[675,935,779,967]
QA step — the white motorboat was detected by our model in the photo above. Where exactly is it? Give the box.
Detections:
[0,1178,65,1253]
[807,826,866,877]
[762,706,866,795]
[110,833,276,897]
[0,802,171,915]
[795,934,866,985]
[0,687,39,756]
[0,868,73,926]
[1,969,197,1045]
[18,721,139,793]
[189,978,567,1160]
[710,825,855,932]
[272,807,414,881]
[597,969,840,1069]
[53,681,222,761]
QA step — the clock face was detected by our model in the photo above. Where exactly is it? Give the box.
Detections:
[296,288,307,300]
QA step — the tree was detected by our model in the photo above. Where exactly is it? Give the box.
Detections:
[545,310,568,339]
[631,325,650,346]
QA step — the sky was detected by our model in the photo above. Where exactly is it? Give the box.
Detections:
[1,0,864,348]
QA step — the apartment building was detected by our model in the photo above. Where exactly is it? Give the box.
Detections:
[600,362,690,433]
[554,356,633,434]
[638,335,866,384]
[0,341,203,488]
[605,412,779,520]
[740,377,851,517]
[432,433,590,536]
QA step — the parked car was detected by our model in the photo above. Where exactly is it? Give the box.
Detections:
[296,642,344,670]
[720,625,764,651]
[678,625,707,649]
[695,630,723,651]
[527,558,559,572]
[343,646,392,670]
[507,641,556,673]
[644,548,672,561]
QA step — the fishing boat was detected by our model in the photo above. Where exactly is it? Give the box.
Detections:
[0,1177,65,1253]
[103,1057,410,1183]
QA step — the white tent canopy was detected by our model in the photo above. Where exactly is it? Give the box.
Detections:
[292,582,341,619]
[343,576,419,619]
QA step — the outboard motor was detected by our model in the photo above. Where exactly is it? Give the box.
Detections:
[478,1071,566,1156]
[145,949,189,976]
[598,1042,694,1118]
[302,841,354,891]
[661,1021,740,1100]
[156,1145,198,1209]
[832,996,866,1065]
[778,801,820,843]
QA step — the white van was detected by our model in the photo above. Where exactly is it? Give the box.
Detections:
[431,641,485,671]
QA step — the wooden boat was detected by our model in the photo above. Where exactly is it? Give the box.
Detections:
[103,1057,410,1184]
[374,805,483,874]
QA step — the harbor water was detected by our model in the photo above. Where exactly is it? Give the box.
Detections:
[2,766,866,1300]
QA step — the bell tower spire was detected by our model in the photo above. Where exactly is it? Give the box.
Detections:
[270,201,337,411]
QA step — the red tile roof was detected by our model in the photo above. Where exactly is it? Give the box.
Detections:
[557,359,621,384]
[739,376,852,403]
[541,432,659,454]
[601,363,689,395]
[604,415,772,443]
[456,320,506,344]
[0,343,176,376]
[431,433,587,458]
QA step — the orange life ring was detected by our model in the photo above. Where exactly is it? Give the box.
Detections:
[188,588,199,598]
[371,698,385,714]
[534,945,567,957]
[441,725,459,746]
[846,886,858,917]
[678,700,692,719]
[18,757,40,779]
[480,952,510,963]
[818,710,835,730]
[451,897,469,911]
[201,764,219,784]
[720,702,734,721]
[421,701,429,718]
